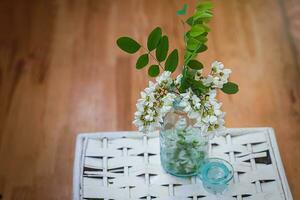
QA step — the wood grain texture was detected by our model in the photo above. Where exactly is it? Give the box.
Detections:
[0,0,299,199]
[281,0,300,66]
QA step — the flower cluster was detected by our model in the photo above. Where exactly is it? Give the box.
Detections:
[133,61,232,135]
[133,72,177,132]
[202,61,232,88]
[179,89,225,134]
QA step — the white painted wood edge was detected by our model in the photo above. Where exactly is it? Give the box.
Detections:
[73,135,85,200]
[76,127,271,139]
[267,128,293,200]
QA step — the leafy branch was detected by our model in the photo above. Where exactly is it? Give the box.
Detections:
[116,27,179,77]
[116,1,239,95]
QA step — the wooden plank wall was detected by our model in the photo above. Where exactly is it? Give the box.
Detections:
[0,0,299,199]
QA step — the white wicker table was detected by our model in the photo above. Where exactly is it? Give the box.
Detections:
[73,128,292,200]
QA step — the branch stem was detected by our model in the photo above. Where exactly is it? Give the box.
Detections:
[180,18,187,44]
[141,46,164,70]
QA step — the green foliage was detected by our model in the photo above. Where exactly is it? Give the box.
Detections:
[197,2,214,10]
[196,44,208,53]
[156,36,169,62]
[187,59,203,70]
[178,67,208,94]
[190,25,206,37]
[176,1,215,93]
[147,27,162,51]
[176,3,188,15]
[187,37,201,51]
[116,1,239,97]
[186,17,194,26]
[116,37,141,54]
[148,65,160,77]
[221,82,239,94]
[193,11,213,21]
[191,79,208,95]
[179,77,189,93]
[179,68,195,92]
[183,1,213,65]
[165,49,179,72]
[117,29,174,78]
[136,54,149,69]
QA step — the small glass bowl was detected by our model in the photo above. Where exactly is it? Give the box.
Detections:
[198,158,234,194]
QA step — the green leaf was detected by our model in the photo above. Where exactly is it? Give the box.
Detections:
[156,36,169,62]
[192,18,209,25]
[179,69,198,92]
[196,44,208,53]
[136,54,149,69]
[179,76,189,92]
[186,17,194,26]
[221,82,239,94]
[190,25,206,37]
[184,50,193,61]
[187,37,200,50]
[193,11,213,21]
[148,65,160,77]
[195,34,208,43]
[165,49,179,72]
[116,37,141,54]
[202,24,211,32]
[191,80,208,93]
[147,27,162,51]
[177,4,188,15]
[187,59,203,70]
[197,2,213,10]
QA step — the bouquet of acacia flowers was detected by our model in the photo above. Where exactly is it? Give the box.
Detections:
[117,1,239,176]
[116,1,238,136]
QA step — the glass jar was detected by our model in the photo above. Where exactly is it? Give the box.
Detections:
[160,102,208,177]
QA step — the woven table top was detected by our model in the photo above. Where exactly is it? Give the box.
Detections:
[73,128,292,200]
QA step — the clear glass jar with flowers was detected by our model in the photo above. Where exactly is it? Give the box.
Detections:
[116,1,239,177]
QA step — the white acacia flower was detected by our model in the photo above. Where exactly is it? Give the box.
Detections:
[160,93,177,115]
[145,109,155,121]
[209,61,232,89]
[133,60,232,136]
[222,68,232,77]
[214,109,222,116]
[203,75,214,86]
[212,61,224,71]
[209,115,218,124]
[133,72,177,133]
[175,74,183,86]
[194,70,203,81]
[209,89,217,100]
[144,81,157,93]
[213,77,224,88]
[156,71,173,86]
[192,95,201,109]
